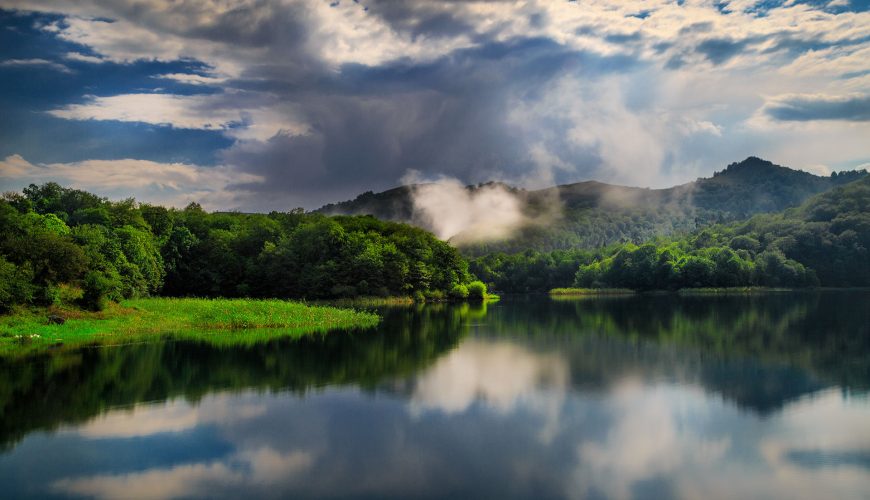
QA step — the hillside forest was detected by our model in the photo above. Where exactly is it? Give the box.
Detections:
[1,158,868,311]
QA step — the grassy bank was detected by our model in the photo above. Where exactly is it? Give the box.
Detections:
[549,288,636,296]
[0,298,380,356]
[320,296,416,308]
[321,294,501,308]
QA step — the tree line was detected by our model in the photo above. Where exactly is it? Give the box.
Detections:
[472,174,870,292]
[0,183,480,311]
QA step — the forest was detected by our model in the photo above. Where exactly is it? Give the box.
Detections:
[323,157,867,255]
[473,173,870,291]
[0,183,480,312]
[1,167,868,313]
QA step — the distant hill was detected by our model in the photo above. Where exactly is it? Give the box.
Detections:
[317,157,867,254]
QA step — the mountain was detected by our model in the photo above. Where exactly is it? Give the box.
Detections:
[317,157,867,254]
[570,172,870,290]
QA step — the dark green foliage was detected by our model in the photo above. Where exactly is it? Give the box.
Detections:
[81,271,111,311]
[572,175,870,290]
[0,183,476,310]
[469,249,594,293]
[0,257,33,312]
[318,157,867,255]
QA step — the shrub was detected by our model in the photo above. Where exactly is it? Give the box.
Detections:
[0,258,34,313]
[449,283,469,299]
[81,271,111,311]
[467,280,487,300]
[412,290,426,303]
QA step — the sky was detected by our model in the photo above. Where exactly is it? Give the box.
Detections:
[0,0,868,211]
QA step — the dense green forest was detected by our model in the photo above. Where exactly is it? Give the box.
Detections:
[321,157,867,255]
[474,172,870,291]
[2,159,867,309]
[0,183,476,311]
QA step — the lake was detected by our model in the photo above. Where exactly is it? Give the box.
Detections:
[1,292,869,499]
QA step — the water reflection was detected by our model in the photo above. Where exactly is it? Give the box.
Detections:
[1,292,869,499]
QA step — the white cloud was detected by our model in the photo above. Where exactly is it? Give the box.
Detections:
[410,339,570,444]
[53,448,313,500]
[155,73,226,86]
[401,172,529,242]
[0,58,71,73]
[63,51,105,64]
[0,154,262,210]
[69,394,266,439]
[47,93,305,141]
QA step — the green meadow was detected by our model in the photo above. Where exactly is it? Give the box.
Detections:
[0,298,380,356]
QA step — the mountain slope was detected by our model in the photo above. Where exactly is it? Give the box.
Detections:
[571,172,870,289]
[317,157,867,254]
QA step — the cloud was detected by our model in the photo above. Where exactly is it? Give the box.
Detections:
[63,51,104,64]
[155,73,226,86]
[53,448,313,500]
[410,339,568,415]
[0,0,868,209]
[401,173,529,242]
[0,57,71,73]
[47,93,305,141]
[763,93,870,121]
[0,154,260,209]
[571,380,731,500]
[69,394,266,439]
[695,37,752,65]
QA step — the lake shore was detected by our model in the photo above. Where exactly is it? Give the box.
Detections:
[0,298,380,356]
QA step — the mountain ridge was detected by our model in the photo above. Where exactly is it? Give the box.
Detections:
[316,157,867,254]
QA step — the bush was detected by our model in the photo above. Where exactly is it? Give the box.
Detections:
[449,283,469,299]
[467,280,487,300]
[81,271,112,311]
[412,290,426,303]
[0,258,34,313]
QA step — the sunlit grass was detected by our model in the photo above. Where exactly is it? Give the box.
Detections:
[549,288,635,297]
[319,296,416,307]
[0,298,380,356]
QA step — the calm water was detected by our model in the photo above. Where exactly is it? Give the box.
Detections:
[1,292,869,499]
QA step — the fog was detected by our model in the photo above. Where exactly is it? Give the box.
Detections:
[403,172,529,243]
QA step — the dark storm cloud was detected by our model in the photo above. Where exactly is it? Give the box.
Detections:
[220,37,644,209]
[695,37,751,65]
[365,2,476,41]
[2,0,869,210]
[764,94,870,122]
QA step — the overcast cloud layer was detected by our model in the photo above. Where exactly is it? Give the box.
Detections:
[0,0,868,210]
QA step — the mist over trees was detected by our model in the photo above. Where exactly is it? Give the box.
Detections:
[320,157,867,255]
[1,159,867,309]
[474,173,870,292]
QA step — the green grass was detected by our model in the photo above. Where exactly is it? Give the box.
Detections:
[549,288,636,296]
[0,298,380,356]
[319,296,416,307]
